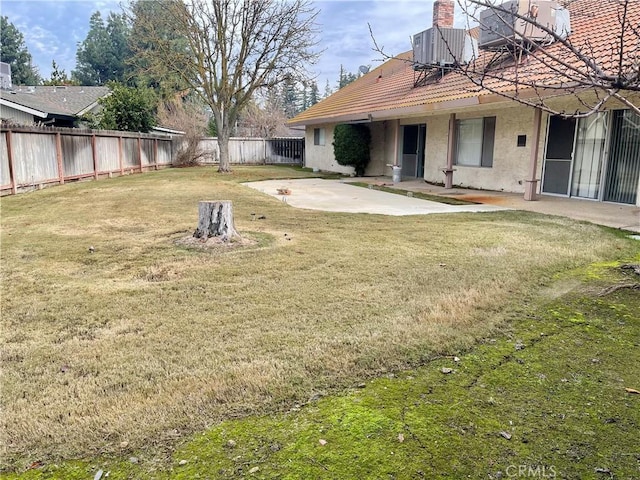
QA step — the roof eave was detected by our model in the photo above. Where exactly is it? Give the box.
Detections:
[77,90,111,116]
[0,98,48,118]
[288,96,490,126]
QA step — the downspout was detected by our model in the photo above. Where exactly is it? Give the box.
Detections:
[524,108,542,201]
[444,113,456,189]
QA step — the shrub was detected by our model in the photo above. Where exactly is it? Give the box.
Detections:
[157,99,209,167]
[98,82,157,132]
[332,123,371,176]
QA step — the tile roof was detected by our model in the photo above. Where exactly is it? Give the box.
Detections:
[290,0,639,126]
[0,86,110,117]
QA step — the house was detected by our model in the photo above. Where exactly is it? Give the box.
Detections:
[0,81,109,128]
[289,0,640,206]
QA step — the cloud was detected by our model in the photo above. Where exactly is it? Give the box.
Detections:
[2,0,472,88]
[312,0,474,91]
[314,0,435,89]
[2,1,122,79]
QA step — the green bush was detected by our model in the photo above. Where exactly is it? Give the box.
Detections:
[98,82,157,132]
[333,124,371,176]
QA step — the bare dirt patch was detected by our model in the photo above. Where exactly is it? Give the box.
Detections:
[174,233,257,251]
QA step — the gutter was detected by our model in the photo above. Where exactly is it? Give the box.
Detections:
[288,96,511,127]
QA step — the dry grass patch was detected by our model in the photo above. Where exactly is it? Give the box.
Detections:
[0,166,636,470]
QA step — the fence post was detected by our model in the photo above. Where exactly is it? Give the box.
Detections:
[118,136,124,175]
[154,138,158,170]
[137,137,143,172]
[6,130,17,194]
[56,132,64,185]
[91,134,99,180]
[264,139,268,165]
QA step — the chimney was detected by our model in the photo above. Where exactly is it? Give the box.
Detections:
[433,0,455,29]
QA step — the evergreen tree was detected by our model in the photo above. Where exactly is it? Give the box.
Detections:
[73,11,131,85]
[323,79,333,99]
[128,0,191,98]
[309,80,319,106]
[0,16,40,85]
[337,64,359,89]
[299,83,309,112]
[281,78,299,118]
[43,60,76,86]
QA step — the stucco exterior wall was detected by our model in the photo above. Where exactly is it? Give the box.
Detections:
[304,123,354,175]
[305,121,397,176]
[416,104,546,194]
[303,97,638,203]
[366,121,397,176]
[0,105,35,125]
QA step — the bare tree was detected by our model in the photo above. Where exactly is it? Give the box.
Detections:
[236,90,291,137]
[157,96,210,166]
[371,0,639,117]
[452,0,639,116]
[129,0,320,172]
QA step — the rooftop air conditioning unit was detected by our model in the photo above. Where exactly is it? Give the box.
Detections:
[0,62,12,89]
[478,0,571,50]
[413,28,476,67]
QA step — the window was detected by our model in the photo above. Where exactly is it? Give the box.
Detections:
[455,117,495,167]
[313,127,325,146]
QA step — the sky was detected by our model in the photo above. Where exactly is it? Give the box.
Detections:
[0,0,468,90]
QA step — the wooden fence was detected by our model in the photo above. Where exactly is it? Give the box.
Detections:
[197,137,304,165]
[0,126,305,195]
[1,126,174,195]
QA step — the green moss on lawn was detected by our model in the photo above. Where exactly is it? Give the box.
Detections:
[8,262,638,479]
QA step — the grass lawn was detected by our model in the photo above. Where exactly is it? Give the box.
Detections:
[1,166,638,477]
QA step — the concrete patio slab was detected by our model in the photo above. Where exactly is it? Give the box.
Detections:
[243,179,508,216]
[354,178,640,233]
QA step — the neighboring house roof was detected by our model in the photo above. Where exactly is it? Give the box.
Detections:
[0,86,110,119]
[290,0,639,126]
[152,126,186,135]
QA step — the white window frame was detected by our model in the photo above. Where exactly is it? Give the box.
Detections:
[313,127,325,146]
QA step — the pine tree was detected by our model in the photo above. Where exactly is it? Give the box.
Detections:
[337,64,359,89]
[0,16,40,85]
[299,83,309,112]
[309,81,319,105]
[281,78,299,118]
[73,11,131,86]
[43,60,76,86]
[323,79,333,99]
[128,0,191,98]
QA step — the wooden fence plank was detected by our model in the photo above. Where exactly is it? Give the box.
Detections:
[56,133,64,185]
[0,126,303,195]
[6,130,17,194]
[91,134,99,180]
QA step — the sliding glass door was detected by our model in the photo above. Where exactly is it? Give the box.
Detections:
[570,112,608,199]
[604,110,640,205]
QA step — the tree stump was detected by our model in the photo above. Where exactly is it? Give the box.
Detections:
[193,201,239,242]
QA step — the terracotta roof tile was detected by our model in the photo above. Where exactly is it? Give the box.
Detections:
[290,0,639,125]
